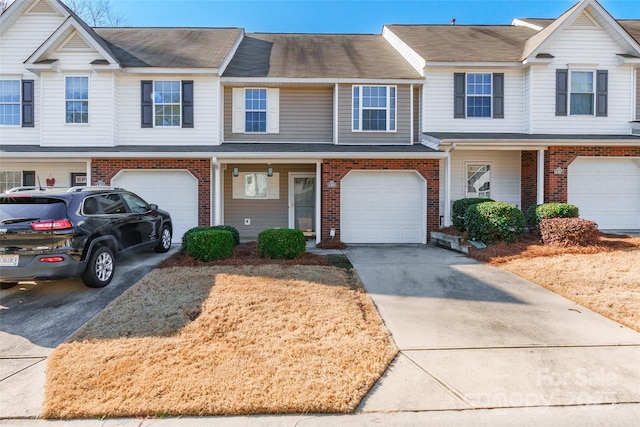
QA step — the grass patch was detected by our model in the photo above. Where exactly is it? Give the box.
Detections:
[42,265,396,419]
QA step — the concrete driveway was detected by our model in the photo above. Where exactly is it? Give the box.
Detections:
[0,247,177,418]
[346,245,640,412]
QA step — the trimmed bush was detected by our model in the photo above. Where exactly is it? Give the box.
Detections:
[183,229,234,261]
[539,218,599,247]
[525,203,579,228]
[182,225,240,248]
[257,228,306,260]
[465,201,525,243]
[452,198,494,231]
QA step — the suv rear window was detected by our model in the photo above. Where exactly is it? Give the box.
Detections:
[0,196,68,223]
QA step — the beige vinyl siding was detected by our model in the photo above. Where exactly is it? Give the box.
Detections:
[529,27,632,134]
[117,75,219,145]
[337,84,411,144]
[224,87,333,142]
[0,161,88,188]
[224,163,315,240]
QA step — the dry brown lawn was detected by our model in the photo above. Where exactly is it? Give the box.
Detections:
[468,233,640,332]
[43,265,396,419]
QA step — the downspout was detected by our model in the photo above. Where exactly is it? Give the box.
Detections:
[443,143,456,227]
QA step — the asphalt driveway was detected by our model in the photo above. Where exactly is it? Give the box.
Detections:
[0,247,177,418]
[346,245,640,412]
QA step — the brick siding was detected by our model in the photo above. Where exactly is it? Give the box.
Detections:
[91,158,211,227]
[321,159,440,242]
[521,150,538,211]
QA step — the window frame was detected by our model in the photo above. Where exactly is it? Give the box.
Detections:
[244,88,267,134]
[351,85,397,132]
[465,162,492,199]
[569,70,595,116]
[0,79,21,127]
[465,73,492,119]
[65,75,89,125]
[153,80,182,127]
[0,171,23,193]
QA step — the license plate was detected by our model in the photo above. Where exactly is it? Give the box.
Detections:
[0,255,19,267]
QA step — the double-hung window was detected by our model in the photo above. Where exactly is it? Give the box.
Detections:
[352,85,396,132]
[154,81,181,127]
[0,80,20,126]
[65,76,88,124]
[466,73,492,118]
[245,89,267,133]
[570,71,594,115]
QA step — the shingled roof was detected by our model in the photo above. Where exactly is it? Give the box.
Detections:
[223,33,423,79]
[93,28,243,68]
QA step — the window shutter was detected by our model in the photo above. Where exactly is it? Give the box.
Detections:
[454,73,465,118]
[595,70,608,117]
[182,80,194,128]
[21,80,34,127]
[555,69,568,116]
[266,88,279,134]
[232,88,245,133]
[492,73,504,119]
[141,80,153,128]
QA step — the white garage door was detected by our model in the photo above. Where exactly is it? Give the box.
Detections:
[568,158,640,229]
[341,171,426,243]
[112,170,199,242]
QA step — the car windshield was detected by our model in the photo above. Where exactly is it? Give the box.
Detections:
[0,196,68,224]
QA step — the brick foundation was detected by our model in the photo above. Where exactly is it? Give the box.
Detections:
[91,158,211,227]
[321,159,440,242]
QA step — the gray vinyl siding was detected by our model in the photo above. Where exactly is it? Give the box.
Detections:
[224,87,333,142]
[224,163,316,240]
[337,84,412,144]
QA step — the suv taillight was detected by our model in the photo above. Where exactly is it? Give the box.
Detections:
[31,219,73,231]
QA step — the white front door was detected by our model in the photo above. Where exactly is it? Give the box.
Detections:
[289,173,316,234]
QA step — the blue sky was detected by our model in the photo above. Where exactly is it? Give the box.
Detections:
[111,0,639,32]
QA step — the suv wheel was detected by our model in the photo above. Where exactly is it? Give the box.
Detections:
[154,225,172,253]
[82,246,115,288]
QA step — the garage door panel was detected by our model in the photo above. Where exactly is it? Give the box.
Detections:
[341,171,426,244]
[113,170,199,243]
[568,158,640,229]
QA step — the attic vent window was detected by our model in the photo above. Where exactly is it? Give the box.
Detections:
[28,0,58,14]
[61,33,92,51]
[570,12,599,28]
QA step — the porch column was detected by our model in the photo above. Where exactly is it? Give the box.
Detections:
[315,161,322,244]
[213,158,222,226]
[537,149,545,205]
[443,152,452,227]
[85,160,91,186]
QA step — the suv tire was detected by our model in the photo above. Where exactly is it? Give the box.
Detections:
[82,246,115,288]
[154,225,172,253]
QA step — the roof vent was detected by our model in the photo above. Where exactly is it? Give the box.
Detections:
[451,18,456,26]
[60,32,92,51]
[571,12,599,28]
[28,0,57,14]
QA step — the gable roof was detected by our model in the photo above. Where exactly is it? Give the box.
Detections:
[223,33,423,79]
[383,25,538,63]
[94,28,243,68]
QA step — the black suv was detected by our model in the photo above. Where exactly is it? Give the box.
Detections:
[0,187,172,288]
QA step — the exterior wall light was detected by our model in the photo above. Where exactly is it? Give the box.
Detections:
[232,167,239,177]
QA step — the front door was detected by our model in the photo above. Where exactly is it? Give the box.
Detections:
[289,173,316,235]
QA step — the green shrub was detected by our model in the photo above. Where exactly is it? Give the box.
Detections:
[452,198,494,231]
[257,228,306,260]
[183,229,234,261]
[525,203,579,228]
[465,202,525,243]
[539,218,599,247]
[182,225,240,248]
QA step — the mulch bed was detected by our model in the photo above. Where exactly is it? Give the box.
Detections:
[159,241,332,268]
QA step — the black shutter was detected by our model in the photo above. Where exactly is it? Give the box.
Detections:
[596,70,608,117]
[21,80,34,127]
[556,69,568,116]
[454,73,465,118]
[182,80,194,128]
[493,73,504,119]
[141,80,153,128]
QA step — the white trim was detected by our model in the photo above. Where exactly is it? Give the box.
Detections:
[222,77,425,85]
[410,84,414,143]
[214,159,222,226]
[315,161,322,244]
[465,73,493,119]
[153,80,182,128]
[425,62,523,68]
[464,161,493,199]
[351,85,397,132]
[123,67,219,75]
[218,30,245,76]
[64,75,90,125]
[443,151,452,227]
[333,84,339,145]
[0,79,21,127]
[537,149,545,205]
